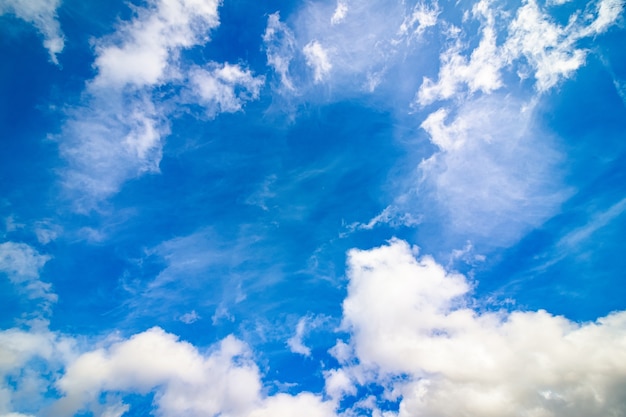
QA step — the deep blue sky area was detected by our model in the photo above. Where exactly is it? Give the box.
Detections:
[1,0,626,416]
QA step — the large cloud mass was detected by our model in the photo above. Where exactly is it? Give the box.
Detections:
[333,239,626,416]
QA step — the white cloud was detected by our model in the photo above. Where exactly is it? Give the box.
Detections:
[60,0,220,207]
[344,205,421,235]
[60,93,167,209]
[263,13,298,92]
[398,1,440,39]
[503,0,586,92]
[303,41,332,83]
[52,328,262,417]
[580,0,625,37]
[417,0,503,105]
[0,242,55,307]
[324,368,356,400]
[263,0,436,96]
[44,327,338,417]
[248,392,336,417]
[0,324,339,417]
[179,310,200,324]
[331,1,348,24]
[0,0,64,64]
[418,0,624,104]
[287,317,311,357]
[91,0,220,89]
[189,63,265,115]
[33,221,61,245]
[336,238,626,416]
[59,0,263,209]
[417,96,567,247]
[287,315,330,357]
[0,327,75,416]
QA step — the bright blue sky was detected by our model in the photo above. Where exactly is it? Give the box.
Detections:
[1,0,625,416]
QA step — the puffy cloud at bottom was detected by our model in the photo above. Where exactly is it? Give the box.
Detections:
[49,328,334,417]
[2,239,626,417]
[330,238,626,417]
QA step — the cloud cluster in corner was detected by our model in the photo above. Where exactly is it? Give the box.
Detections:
[0,0,64,64]
[325,238,626,416]
[417,0,625,105]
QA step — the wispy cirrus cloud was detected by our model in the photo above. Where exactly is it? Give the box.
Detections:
[262,0,441,96]
[416,96,568,248]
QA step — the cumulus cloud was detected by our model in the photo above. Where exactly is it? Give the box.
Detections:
[51,328,262,417]
[0,327,75,416]
[333,238,626,416]
[0,0,64,63]
[0,324,339,417]
[42,327,338,417]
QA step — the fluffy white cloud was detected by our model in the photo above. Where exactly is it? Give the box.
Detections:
[417,96,567,247]
[0,324,340,417]
[189,63,265,115]
[52,328,262,417]
[0,327,75,416]
[333,238,626,416]
[0,0,64,63]
[91,0,220,89]
[248,392,335,417]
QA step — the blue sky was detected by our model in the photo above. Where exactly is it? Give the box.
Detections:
[1,0,625,415]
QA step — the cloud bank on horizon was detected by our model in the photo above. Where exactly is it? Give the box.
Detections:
[1,0,625,416]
